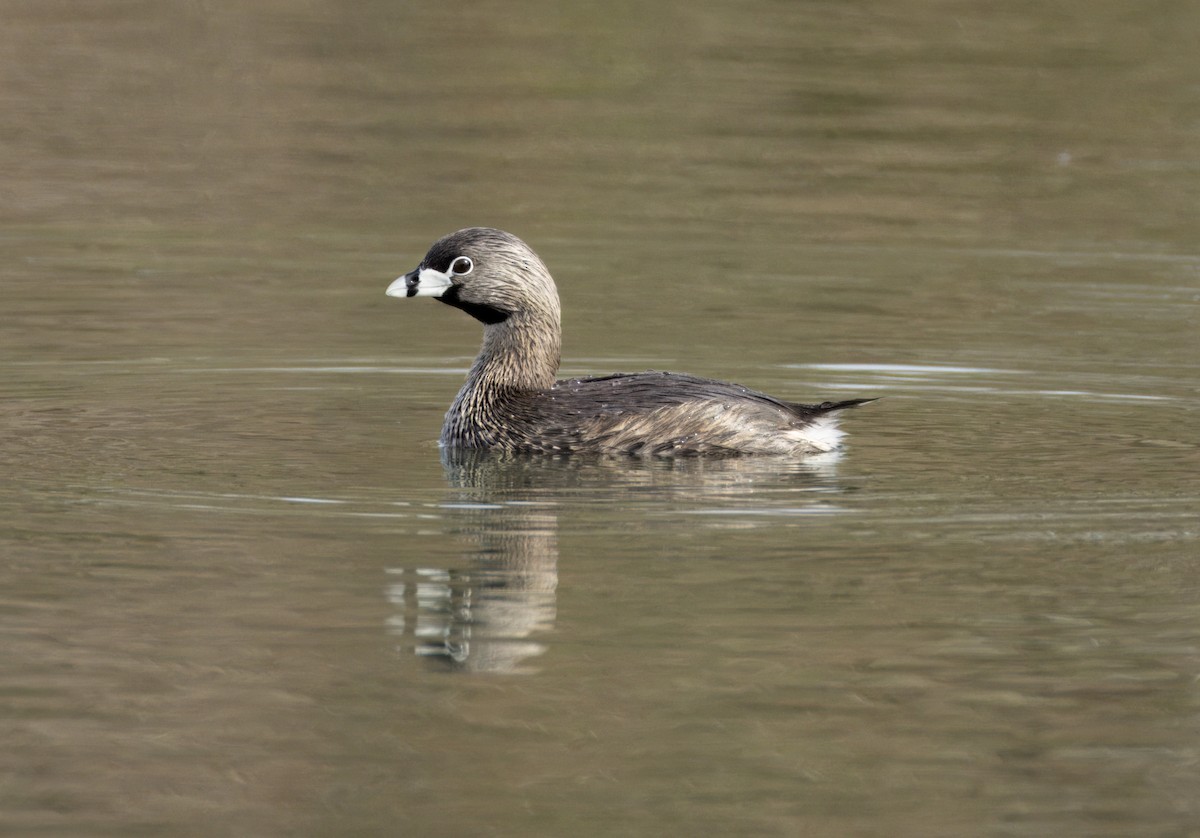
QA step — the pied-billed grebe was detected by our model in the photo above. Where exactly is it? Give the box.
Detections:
[386,227,872,456]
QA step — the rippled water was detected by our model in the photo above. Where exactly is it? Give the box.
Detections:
[3,1,1199,835]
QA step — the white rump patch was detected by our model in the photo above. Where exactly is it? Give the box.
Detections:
[788,414,845,453]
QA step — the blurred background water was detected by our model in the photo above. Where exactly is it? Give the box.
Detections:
[2,1,1198,835]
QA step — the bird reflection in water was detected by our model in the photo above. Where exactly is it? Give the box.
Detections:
[386,449,560,674]
[388,448,847,673]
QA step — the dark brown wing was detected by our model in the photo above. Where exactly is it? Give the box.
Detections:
[550,371,871,420]
[475,372,869,455]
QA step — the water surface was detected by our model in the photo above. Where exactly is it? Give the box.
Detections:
[3,1,1199,835]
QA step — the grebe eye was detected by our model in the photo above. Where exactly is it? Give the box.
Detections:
[450,256,473,276]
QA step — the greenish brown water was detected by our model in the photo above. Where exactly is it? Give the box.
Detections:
[3,1,1199,835]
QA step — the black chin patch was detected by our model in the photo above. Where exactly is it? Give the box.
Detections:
[439,285,509,325]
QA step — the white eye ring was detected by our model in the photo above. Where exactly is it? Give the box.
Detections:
[449,256,473,276]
